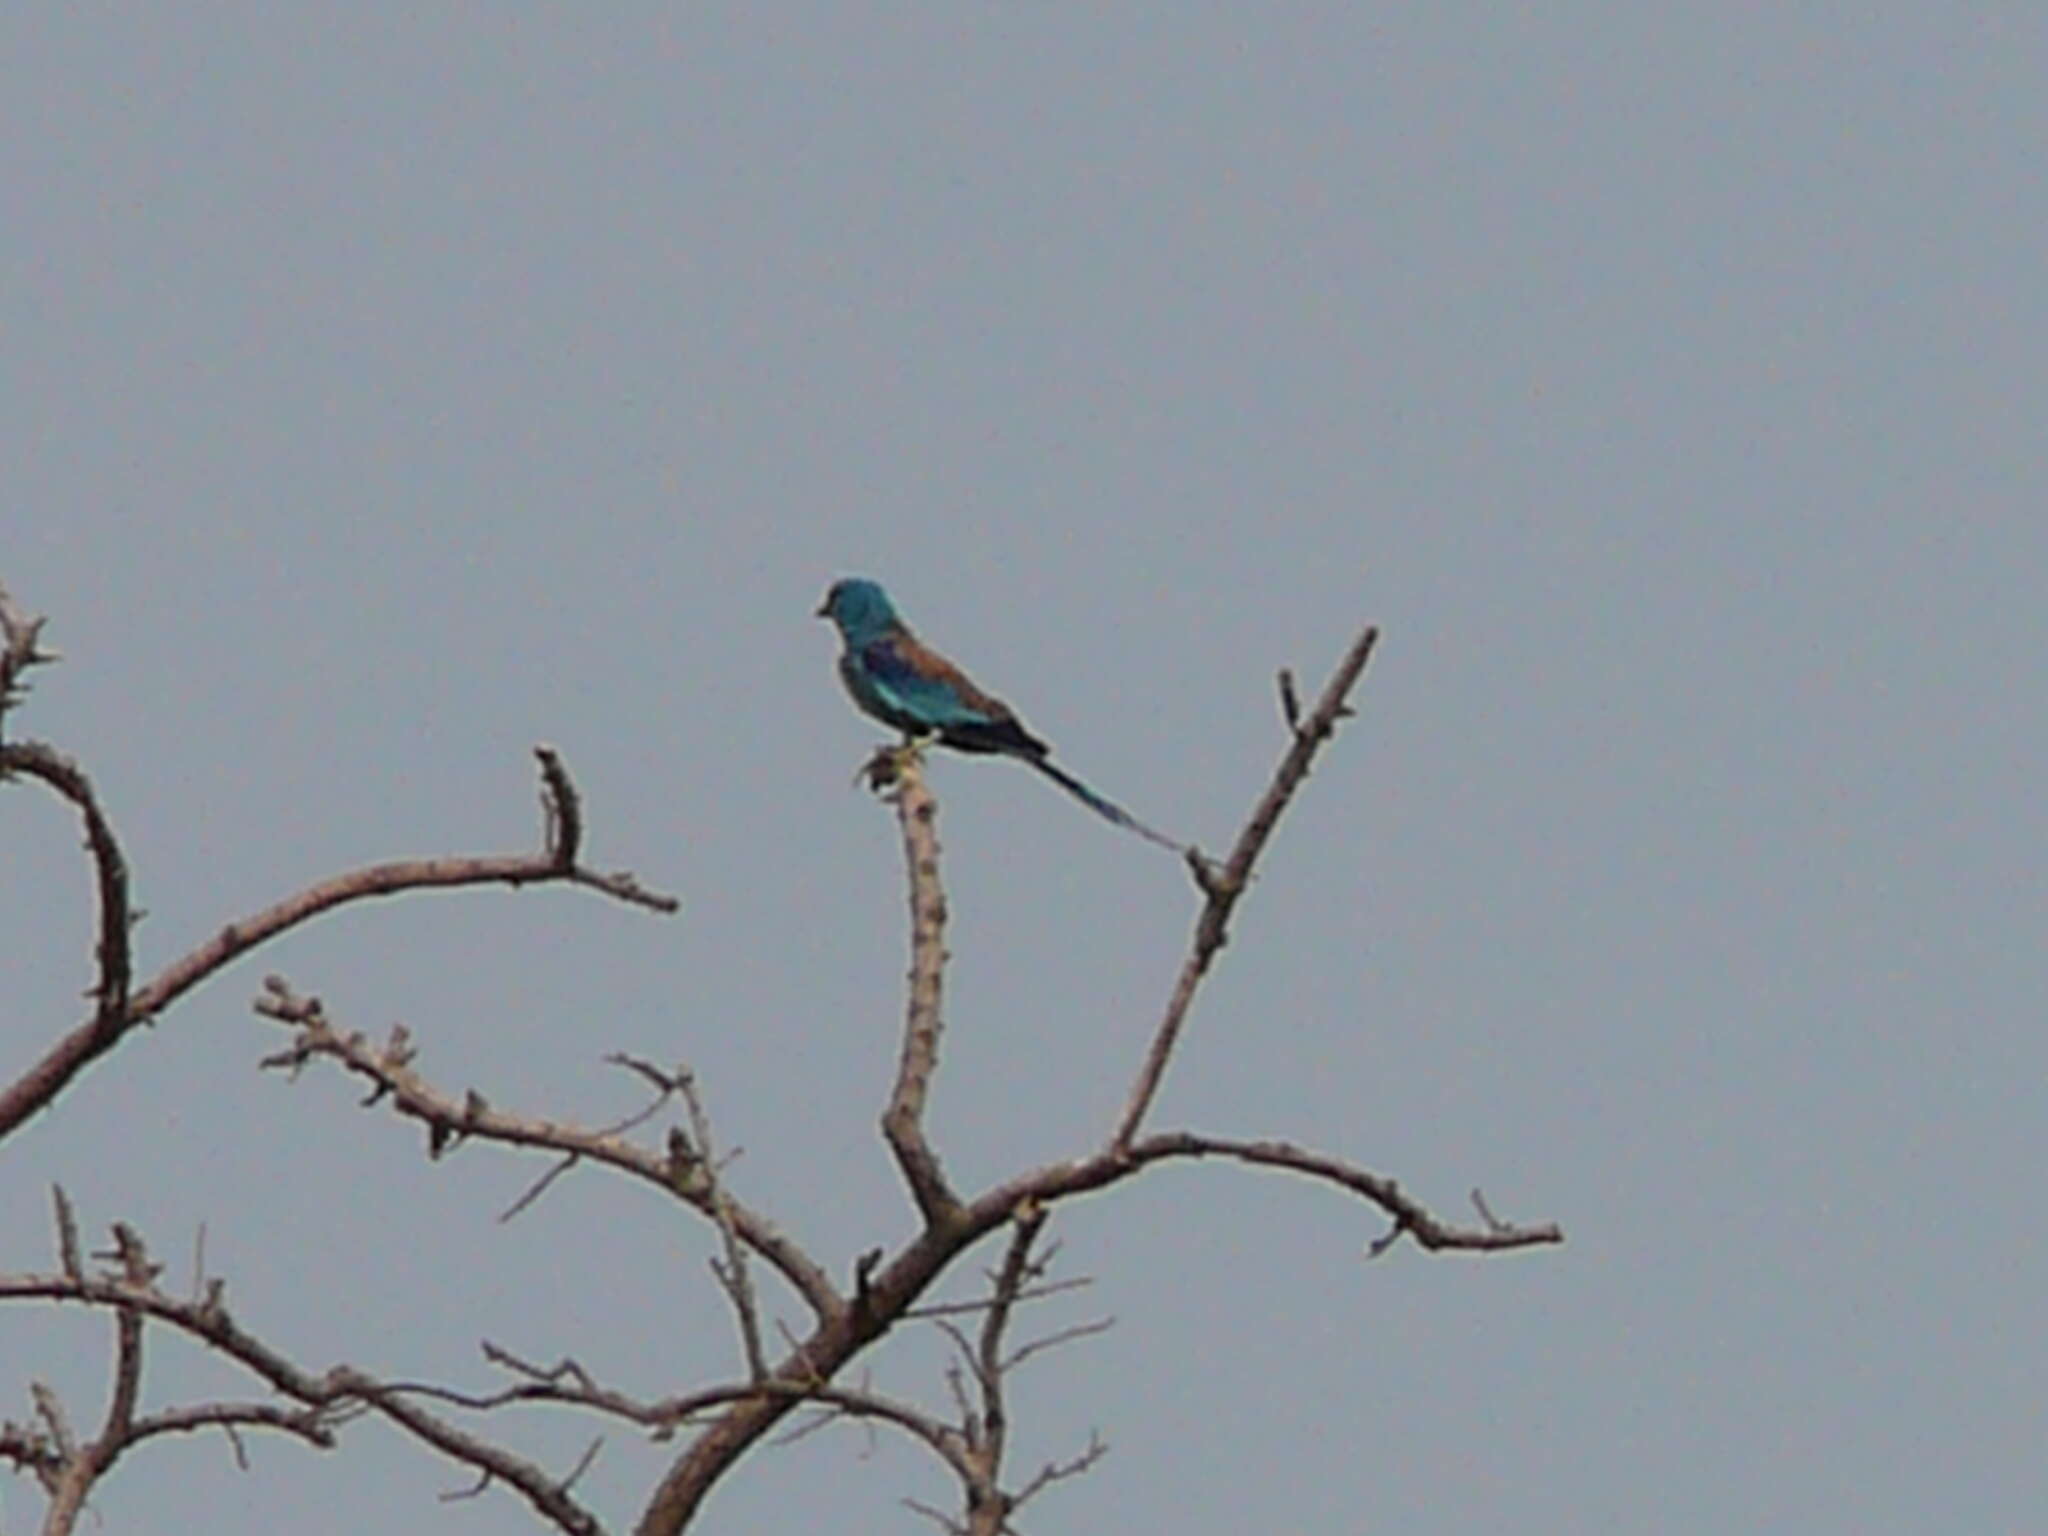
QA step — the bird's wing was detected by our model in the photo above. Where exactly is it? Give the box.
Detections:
[860,632,1016,731]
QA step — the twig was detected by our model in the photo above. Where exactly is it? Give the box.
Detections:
[1008,1429,1109,1514]
[1276,668,1302,731]
[124,1401,338,1464]
[904,1494,969,1534]
[1110,1133,1561,1254]
[677,1069,768,1383]
[1001,1316,1115,1375]
[902,1277,1092,1321]
[498,1154,581,1223]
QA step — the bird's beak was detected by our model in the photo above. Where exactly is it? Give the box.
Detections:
[814,597,830,618]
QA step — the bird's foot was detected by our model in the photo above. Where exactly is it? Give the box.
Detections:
[854,737,931,793]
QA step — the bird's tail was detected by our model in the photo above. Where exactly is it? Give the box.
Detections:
[1024,754,1187,855]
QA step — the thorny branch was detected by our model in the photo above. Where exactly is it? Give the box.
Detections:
[1112,623,1380,1149]
[879,753,963,1228]
[252,980,839,1322]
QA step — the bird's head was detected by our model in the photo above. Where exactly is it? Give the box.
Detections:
[816,577,900,640]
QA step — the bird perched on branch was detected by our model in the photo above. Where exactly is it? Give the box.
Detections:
[817,577,1186,854]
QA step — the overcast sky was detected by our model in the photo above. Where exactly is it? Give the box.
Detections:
[5,6,2044,1532]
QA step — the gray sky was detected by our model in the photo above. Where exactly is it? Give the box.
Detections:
[5,6,2044,1532]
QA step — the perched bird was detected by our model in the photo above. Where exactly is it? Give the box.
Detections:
[817,577,1185,853]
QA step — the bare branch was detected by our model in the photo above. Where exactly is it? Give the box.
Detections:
[125,1401,339,1462]
[0,741,133,1023]
[1119,1133,1561,1254]
[532,744,677,910]
[52,1185,83,1282]
[99,1236,148,1440]
[1112,623,1381,1149]
[974,1206,1047,1456]
[0,746,678,1146]
[879,752,963,1228]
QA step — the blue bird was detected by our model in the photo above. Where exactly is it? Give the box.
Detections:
[817,577,1185,854]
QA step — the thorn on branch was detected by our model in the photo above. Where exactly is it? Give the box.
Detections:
[854,1247,884,1319]
[441,1465,495,1504]
[1277,667,1302,732]
[105,1222,159,1286]
[1366,1217,1411,1259]
[259,975,321,1023]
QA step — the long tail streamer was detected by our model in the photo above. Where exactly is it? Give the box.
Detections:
[1025,754,1188,855]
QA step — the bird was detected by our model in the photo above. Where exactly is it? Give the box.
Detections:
[817,576,1186,854]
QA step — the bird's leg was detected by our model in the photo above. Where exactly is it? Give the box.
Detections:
[855,733,933,792]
